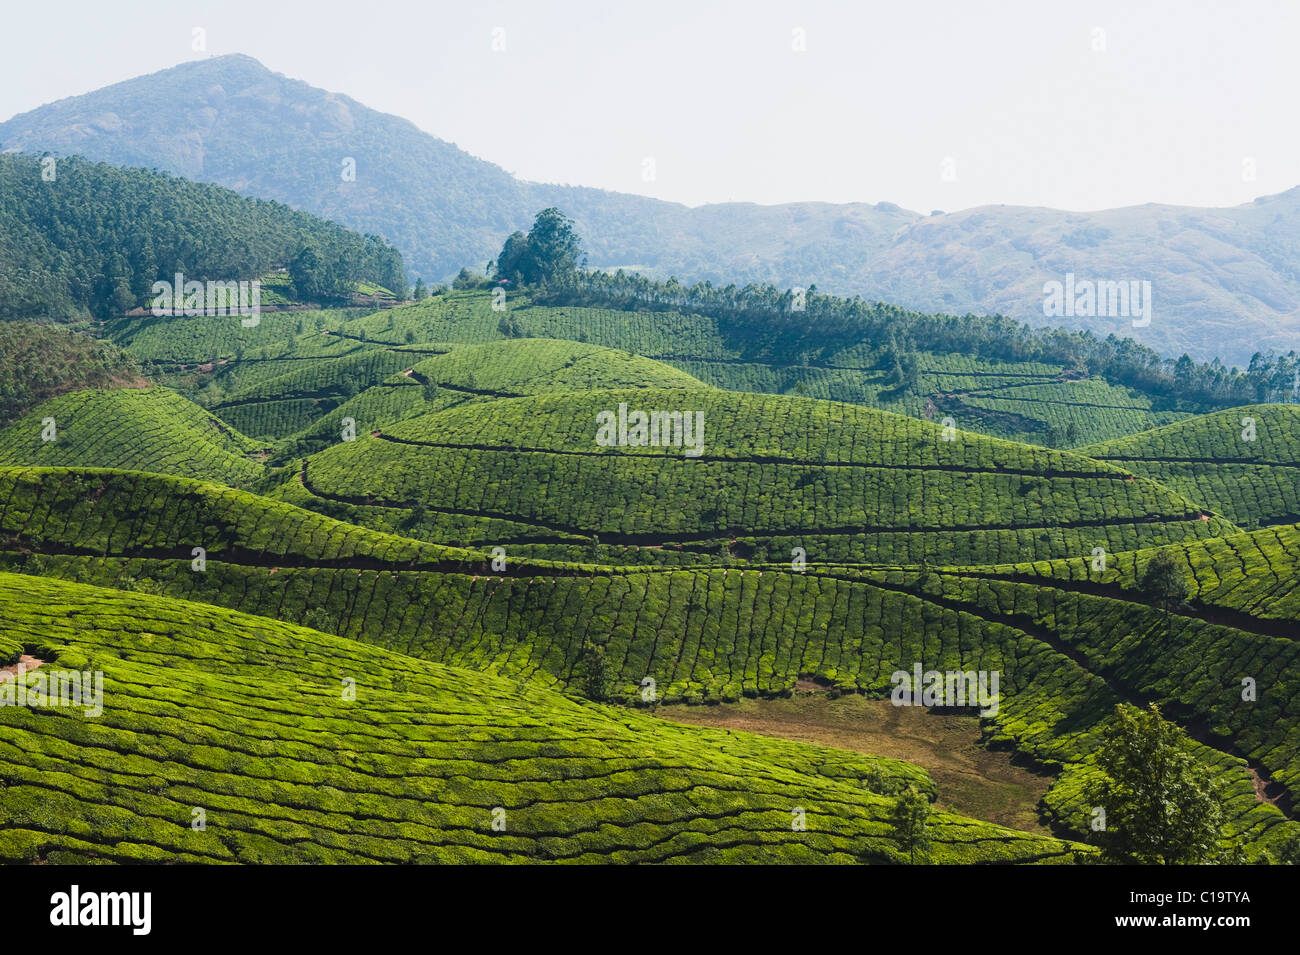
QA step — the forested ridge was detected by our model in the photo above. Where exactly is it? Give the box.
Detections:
[0,152,406,319]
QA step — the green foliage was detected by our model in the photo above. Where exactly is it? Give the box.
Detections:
[1082,405,1300,527]
[0,388,265,486]
[536,272,1276,411]
[494,209,586,286]
[0,325,141,426]
[0,152,405,318]
[2,465,1296,856]
[292,386,1231,565]
[1139,548,1189,628]
[1085,704,1228,864]
[577,641,610,702]
[890,787,932,863]
[0,571,1089,864]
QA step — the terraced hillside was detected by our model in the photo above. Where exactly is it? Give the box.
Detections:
[0,389,267,487]
[973,519,1300,631]
[3,466,1294,857]
[210,349,417,440]
[0,467,491,573]
[6,291,1290,866]
[0,572,1089,864]
[1081,405,1300,528]
[826,552,1300,849]
[107,290,1204,449]
[231,338,708,451]
[284,387,1235,566]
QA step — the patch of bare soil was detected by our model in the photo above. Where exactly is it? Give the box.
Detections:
[0,654,47,682]
[659,693,1056,835]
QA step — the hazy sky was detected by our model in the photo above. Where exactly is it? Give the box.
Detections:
[3,0,1297,213]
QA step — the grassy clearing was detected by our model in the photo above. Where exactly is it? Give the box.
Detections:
[659,693,1056,836]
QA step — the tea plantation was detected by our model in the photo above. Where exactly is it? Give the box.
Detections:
[2,284,1296,865]
[287,387,1235,565]
[0,572,1091,864]
[1081,405,1300,528]
[0,389,266,487]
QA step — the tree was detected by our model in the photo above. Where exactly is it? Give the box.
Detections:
[413,278,428,301]
[577,641,610,702]
[1279,831,1300,865]
[1140,548,1189,634]
[290,245,327,301]
[452,267,481,290]
[1085,703,1227,864]
[494,208,586,286]
[494,231,530,285]
[525,208,585,284]
[890,787,931,863]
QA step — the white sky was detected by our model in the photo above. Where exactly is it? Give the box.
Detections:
[3,0,1297,212]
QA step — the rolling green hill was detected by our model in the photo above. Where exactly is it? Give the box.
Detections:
[104,287,1261,451]
[279,339,709,455]
[199,289,1225,448]
[973,518,1300,631]
[0,389,266,486]
[286,386,1235,566]
[0,571,1090,864]
[1,466,1293,857]
[1080,405,1300,527]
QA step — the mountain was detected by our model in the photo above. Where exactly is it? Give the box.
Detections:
[6,54,1298,364]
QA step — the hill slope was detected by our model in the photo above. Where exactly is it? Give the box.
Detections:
[0,571,1089,864]
[0,151,404,319]
[1080,405,1300,527]
[0,325,142,425]
[2,468,1293,855]
[0,389,267,486]
[112,289,1226,450]
[286,386,1236,565]
[6,54,1300,361]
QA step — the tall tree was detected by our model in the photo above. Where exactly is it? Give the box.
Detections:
[290,245,326,301]
[890,787,932,863]
[1085,703,1227,864]
[494,208,586,286]
[1140,548,1189,634]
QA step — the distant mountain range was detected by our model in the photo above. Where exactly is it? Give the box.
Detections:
[3,53,1298,365]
